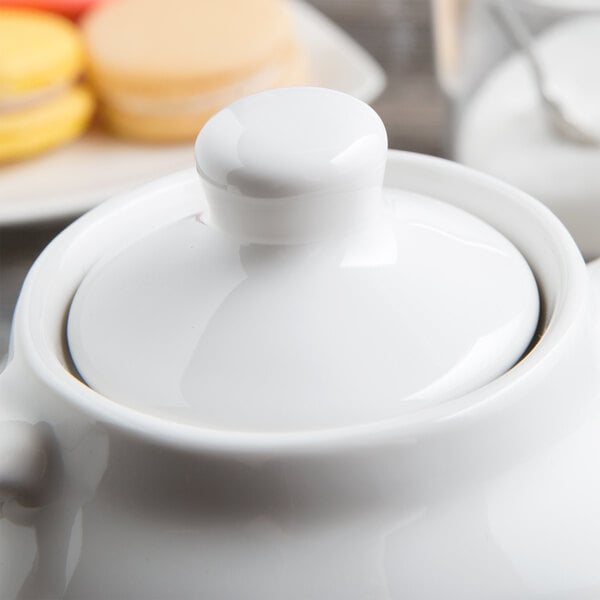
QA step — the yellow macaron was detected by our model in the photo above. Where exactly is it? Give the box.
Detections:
[81,0,310,143]
[0,8,95,162]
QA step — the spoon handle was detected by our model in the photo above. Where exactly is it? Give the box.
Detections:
[488,1,548,100]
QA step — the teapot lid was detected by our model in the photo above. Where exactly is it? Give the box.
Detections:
[67,87,539,432]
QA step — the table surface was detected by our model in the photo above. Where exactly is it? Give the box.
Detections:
[0,0,443,358]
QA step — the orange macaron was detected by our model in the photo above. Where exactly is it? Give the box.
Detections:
[0,0,103,19]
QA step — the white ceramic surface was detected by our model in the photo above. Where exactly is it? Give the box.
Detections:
[2,92,600,599]
[67,88,539,432]
[457,15,600,260]
[0,0,386,226]
[524,0,600,9]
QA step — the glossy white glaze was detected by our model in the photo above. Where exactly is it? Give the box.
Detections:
[0,154,599,598]
[1,100,600,598]
[67,188,541,431]
[195,87,388,244]
[67,88,539,431]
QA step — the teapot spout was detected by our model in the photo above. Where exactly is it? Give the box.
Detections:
[0,372,55,510]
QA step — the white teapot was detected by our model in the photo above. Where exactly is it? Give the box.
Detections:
[1,87,600,600]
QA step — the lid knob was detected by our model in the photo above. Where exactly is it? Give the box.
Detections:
[194,87,388,244]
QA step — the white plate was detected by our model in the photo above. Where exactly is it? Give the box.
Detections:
[0,0,386,226]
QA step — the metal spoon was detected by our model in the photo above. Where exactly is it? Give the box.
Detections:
[489,1,599,146]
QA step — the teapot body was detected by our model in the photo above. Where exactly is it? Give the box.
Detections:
[3,354,600,600]
[2,157,600,599]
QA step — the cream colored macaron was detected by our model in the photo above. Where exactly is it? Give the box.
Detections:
[81,0,310,142]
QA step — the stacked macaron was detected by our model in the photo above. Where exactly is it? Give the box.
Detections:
[0,0,309,161]
[0,8,95,162]
[81,0,309,142]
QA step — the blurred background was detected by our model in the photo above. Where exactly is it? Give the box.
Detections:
[321,0,443,154]
[0,0,443,358]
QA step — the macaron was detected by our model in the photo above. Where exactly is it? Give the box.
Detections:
[0,8,95,163]
[81,0,310,143]
[0,0,101,19]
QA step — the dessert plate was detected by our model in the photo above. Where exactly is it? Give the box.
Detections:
[0,0,386,226]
